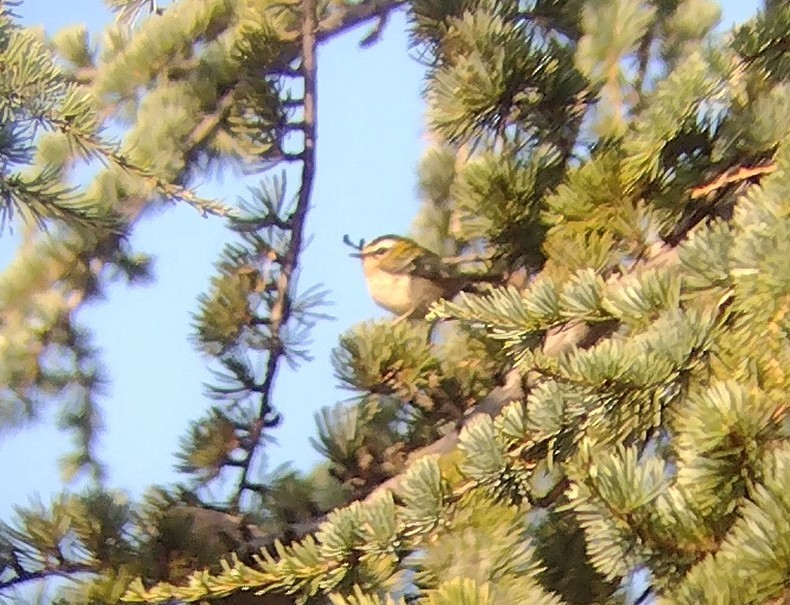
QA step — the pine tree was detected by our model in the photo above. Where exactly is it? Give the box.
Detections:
[1,0,789,604]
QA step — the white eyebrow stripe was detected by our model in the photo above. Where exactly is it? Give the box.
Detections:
[364,239,397,254]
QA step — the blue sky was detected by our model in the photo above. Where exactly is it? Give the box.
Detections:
[1,0,762,522]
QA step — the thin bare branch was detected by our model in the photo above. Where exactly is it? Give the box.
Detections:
[0,561,95,592]
[230,0,319,508]
[690,162,777,199]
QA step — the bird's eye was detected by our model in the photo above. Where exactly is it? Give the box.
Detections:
[375,247,388,255]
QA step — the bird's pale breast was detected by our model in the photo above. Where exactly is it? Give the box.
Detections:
[365,271,445,317]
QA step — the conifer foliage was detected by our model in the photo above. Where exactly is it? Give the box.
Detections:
[1,0,789,604]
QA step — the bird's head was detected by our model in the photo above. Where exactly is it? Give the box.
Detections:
[349,235,418,275]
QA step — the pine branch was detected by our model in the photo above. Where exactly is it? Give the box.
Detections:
[74,0,410,225]
[119,132,785,605]
[46,110,239,220]
[360,249,681,503]
[127,134,781,603]
[229,0,319,509]
[271,166,739,535]
[176,247,679,580]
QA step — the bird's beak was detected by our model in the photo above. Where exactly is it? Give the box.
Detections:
[348,251,363,258]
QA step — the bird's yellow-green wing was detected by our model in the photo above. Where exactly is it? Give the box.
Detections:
[381,245,448,278]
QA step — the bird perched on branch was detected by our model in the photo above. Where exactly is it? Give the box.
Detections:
[347,234,498,322]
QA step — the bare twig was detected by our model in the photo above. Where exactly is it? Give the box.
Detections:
[359,9,391,47]
[315,0,407,41]
[690,162,777,199]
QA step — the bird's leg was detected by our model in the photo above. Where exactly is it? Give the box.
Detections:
[392,310,414,325]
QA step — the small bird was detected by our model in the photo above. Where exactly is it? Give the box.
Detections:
[349,234,494,322]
